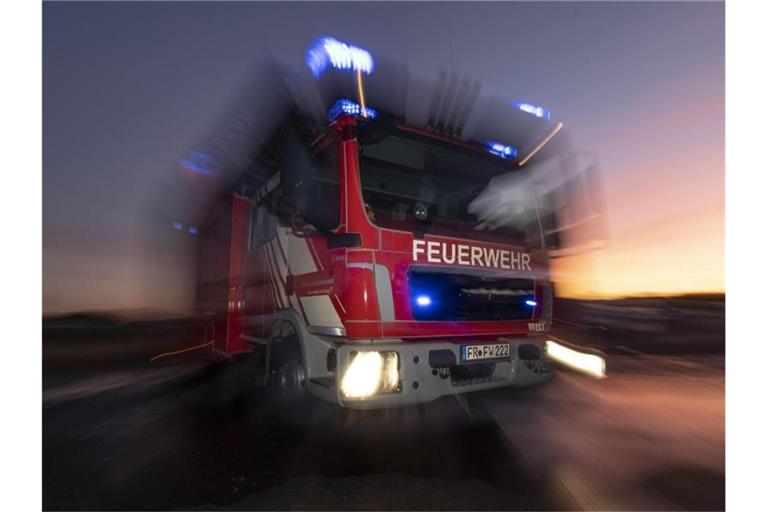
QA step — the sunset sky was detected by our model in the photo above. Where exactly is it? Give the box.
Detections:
[43,1,724,314]
[553,53,724,298]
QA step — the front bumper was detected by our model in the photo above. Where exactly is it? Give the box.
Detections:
[307,337,553,409]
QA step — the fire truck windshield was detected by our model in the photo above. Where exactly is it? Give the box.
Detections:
[359,130,543,248]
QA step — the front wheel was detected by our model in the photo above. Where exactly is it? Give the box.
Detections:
[266,332,315,427]
[271,355,306,402]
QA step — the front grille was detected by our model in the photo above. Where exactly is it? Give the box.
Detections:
[408,266,536,321]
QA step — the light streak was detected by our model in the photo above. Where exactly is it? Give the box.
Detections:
[519,122,564,166]
[546,340,606,378]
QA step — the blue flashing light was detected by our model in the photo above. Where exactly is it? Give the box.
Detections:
[173,221,183,231]
[188,226,198,235]
[487,142,518,159]
[181,151,216,176]
[525,299,538,307]
[514,101,551,120]
[306,36,374,78]
[415,295,432,307]
[328,98,378,123]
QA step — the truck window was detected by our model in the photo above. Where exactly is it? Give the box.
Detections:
[359,131,543,248]
[279,130,340,231]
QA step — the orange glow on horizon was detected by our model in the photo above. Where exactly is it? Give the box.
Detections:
[552,191,723,299]
[551,67,724,300]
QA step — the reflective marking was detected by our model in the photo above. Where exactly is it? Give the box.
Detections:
[262,246,283,309]
[265,242,287,307]
[374,264,395,321]
[299,295,344,328]
[346,263,375,270]
[287,231,318,275]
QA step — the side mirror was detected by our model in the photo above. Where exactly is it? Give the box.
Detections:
[276,196,312,233]
[277,196,295,221]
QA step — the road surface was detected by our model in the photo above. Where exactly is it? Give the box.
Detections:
[43,344,724,510]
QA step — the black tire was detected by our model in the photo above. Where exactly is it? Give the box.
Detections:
[266,332,315,427]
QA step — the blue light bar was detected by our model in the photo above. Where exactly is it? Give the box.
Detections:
[188,226,198,235]
[173,221,183,231]
[486,142,518,159]
[415,295,432,307]
[514,101,551,120]
[525,299,538,307]
[181,151,216,176]
[328,98,378,123]
[306,36,374,78]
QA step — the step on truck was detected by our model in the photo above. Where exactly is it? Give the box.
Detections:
[193,37,601,409]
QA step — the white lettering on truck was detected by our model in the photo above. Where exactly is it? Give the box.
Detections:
[412,240,532,272]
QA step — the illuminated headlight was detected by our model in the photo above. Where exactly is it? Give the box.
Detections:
[340,351,400,399]
[545,340,606,379]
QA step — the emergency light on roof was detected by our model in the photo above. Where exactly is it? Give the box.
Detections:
[181,151,216,176]
[328,98,378,123]
[486,142,518,159]
[306,36,375,78]
[514,101,551,120]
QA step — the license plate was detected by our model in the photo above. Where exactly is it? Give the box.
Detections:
[460,343,510,362]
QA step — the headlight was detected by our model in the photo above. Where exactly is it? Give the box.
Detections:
[545,340,606,379]
[340,351,400,399]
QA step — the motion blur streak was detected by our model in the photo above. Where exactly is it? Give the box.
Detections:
[545,340,606,378]
[356,70,368,118]
[518,121,564,165]
[41,2,724,509]
[148,340,214,362]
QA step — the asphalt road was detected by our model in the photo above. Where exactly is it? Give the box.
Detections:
[43,344,724,511]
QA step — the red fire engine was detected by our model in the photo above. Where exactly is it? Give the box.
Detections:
[194,38,598,408]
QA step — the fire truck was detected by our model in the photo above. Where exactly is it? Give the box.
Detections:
[193,38,600,409]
